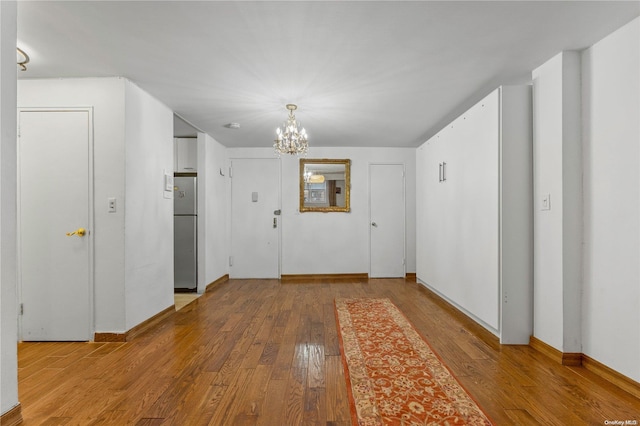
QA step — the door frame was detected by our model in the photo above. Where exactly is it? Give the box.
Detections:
[368,162,406,278]
[228,157,282,279]
[17,107,95,340]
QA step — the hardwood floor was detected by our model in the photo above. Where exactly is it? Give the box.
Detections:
[18,278,640,425]
[174,293,200,311]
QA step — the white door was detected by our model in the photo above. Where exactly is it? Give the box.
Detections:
[370,164,405,278]
[230,158,280,278]
[18,109,93,341]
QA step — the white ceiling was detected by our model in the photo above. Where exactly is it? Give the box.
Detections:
[16,1,639,148]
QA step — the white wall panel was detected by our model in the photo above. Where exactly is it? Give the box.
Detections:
[531,50,583,354]
[123,80,174,330]
[531,53,567,351]
[0,0,19,415]
[198,133,228,291]
[225,147,416,276]
[582,17,640,382]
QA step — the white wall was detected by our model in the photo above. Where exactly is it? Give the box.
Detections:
[582,17,639,382]
[0,0,19,416]
[531,54,563,350]
[18,77,175,335]
[197,132,228,291]
[18,77,127,333]
[226,147,416,275]
[123,81,174,329]
[531,51,582,353]
[532,17,639,381]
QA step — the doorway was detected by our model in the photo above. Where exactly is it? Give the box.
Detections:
[369,163,406,278]
[229,158,281,278]
[18,108,93,341]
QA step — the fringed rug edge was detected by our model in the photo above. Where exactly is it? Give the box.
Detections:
[334,298,361,426]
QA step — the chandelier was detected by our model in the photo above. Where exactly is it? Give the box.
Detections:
[274,104,308,156]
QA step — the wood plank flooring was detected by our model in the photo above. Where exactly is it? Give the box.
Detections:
[174,293,200,311]
[18,278,640,425]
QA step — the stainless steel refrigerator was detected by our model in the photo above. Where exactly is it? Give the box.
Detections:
[174,176,197,291]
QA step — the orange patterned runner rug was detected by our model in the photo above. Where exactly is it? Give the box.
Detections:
[335,298,493,426]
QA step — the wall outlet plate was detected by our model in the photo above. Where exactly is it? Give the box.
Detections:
[541,193,551,211]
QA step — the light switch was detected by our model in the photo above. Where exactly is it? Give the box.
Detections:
[164,172,174,192]
[252,192,258,202]
[108,197,117,213]
[541,194,551,211]
[163,170,174,199]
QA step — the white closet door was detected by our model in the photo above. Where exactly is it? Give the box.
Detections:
[369,164,405,278]
[457,91,500,329]
[19,109,93,341]
[415,145,428,280]
[421,137,446,290]
[440,127,462,301]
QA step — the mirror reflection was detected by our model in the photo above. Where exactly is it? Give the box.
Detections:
[299,159,351,212]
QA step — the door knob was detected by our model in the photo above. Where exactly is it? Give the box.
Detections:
[371,222,378,227]
[66,228,86,237]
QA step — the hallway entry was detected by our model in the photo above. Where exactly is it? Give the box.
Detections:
[229,158,281,278]
[18,108,93,341]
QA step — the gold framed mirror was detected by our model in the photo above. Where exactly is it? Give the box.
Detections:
[300,158,351,212]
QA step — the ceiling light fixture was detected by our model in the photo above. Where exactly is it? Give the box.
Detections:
[274,104,308,156]
[17,47,30,71]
